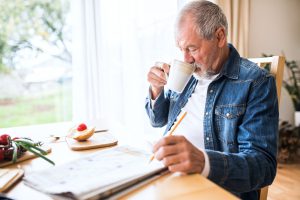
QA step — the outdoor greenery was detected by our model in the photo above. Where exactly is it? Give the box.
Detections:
[0,85,72,128]
[0,0,72,128]
[0,0,71,73]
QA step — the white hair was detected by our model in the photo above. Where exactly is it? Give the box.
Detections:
[176,0,228,40]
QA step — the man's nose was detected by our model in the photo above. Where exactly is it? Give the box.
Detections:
[183,51,195,64]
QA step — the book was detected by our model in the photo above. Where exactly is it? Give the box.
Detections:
[23,146,167,200]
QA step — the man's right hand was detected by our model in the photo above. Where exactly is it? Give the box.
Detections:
[147,62,170,99]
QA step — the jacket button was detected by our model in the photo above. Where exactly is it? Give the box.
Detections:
[226,113,231,117]
[206,137,210,141]
[209,89,213,93]
[205,112,209,116]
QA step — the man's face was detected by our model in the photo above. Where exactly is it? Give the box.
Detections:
[176,19,222,76]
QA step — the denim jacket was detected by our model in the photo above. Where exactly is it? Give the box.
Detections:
[145,44,278,199]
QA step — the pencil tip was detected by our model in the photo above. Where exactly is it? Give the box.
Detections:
[148,155,154,164]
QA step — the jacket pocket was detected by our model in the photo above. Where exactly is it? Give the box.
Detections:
[214,104,246,152]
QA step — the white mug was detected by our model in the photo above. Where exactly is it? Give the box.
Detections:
[166,59,196,93]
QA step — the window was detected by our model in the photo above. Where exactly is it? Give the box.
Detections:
[71,0,181,135]
[0,0,71,128]
[1,0,186,132]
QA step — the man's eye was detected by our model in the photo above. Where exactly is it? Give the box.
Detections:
[188,48,197,52]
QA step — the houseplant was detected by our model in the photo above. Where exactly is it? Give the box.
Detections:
[263,54,300,124]
[262,54,300,161]
[278,121,300,163]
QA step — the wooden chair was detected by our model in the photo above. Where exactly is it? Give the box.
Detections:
[249,56,285,200]
[249,56,285,104]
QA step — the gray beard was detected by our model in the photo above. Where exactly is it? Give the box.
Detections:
[193,63,219,78]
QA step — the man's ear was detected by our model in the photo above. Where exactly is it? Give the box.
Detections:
[215,27,226,47]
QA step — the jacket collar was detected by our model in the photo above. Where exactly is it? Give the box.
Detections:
[219,43,241,80]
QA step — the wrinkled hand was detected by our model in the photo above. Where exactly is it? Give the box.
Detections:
[147,63,170,99]
[153,135,205,174]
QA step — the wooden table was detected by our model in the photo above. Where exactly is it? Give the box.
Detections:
[1,122,238,200]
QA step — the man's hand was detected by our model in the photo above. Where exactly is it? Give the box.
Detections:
[153,135,205,174]
[147,63,170,99]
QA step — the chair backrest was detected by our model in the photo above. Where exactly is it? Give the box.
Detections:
[248,56,285,200]
[249,56,285,104]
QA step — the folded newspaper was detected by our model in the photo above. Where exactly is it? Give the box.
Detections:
[24,146,167,200]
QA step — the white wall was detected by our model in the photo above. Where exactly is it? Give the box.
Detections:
[249,0,300,124]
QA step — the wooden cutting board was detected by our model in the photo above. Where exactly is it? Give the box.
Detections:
[0,168,24,192]
[0,146,52,168]
[65,131,118,151]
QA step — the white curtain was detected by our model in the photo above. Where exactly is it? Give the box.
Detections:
[72,0,180,135]
[216,0,250,57]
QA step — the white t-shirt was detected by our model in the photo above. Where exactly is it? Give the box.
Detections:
[173,74,218,149]
[172,74,218,177]
[151,73,218,177]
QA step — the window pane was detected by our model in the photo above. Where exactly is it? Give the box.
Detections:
[0,0,72,128]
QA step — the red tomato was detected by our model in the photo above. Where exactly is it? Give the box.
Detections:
[0,134,10,145]
[77,123,87,131]
[0,149,5,161]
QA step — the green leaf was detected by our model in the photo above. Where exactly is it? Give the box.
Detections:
[24,145,55,166]
[14,138,35,146]
[15,139,55,165]
[26,143,47,155]
[11,141,18,163]
[15,139,47,155]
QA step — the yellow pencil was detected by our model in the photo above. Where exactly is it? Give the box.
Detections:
[148,111,187,163]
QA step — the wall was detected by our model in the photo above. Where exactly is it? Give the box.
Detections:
[249,0,300,124]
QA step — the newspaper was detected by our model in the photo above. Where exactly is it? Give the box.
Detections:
[24,146,167,200]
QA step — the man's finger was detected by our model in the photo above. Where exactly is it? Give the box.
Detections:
[161,153,183,167]
[155,145,181,161]
[148,72,167,87]
[151,67,168,80]
[153,135,185,153]
[161,63,170,74]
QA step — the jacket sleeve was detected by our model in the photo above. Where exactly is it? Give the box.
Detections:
[207,74,278,193]
[145,87,170,128]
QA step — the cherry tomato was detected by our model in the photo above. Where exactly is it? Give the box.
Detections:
[0,149,5,161]
[77,123,87,131]
[0,134,10,145]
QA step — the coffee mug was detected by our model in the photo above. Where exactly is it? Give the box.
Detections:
[166,59,196,93]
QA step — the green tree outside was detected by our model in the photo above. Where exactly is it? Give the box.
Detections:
[0,0,72,128]
[0,0,71,73]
